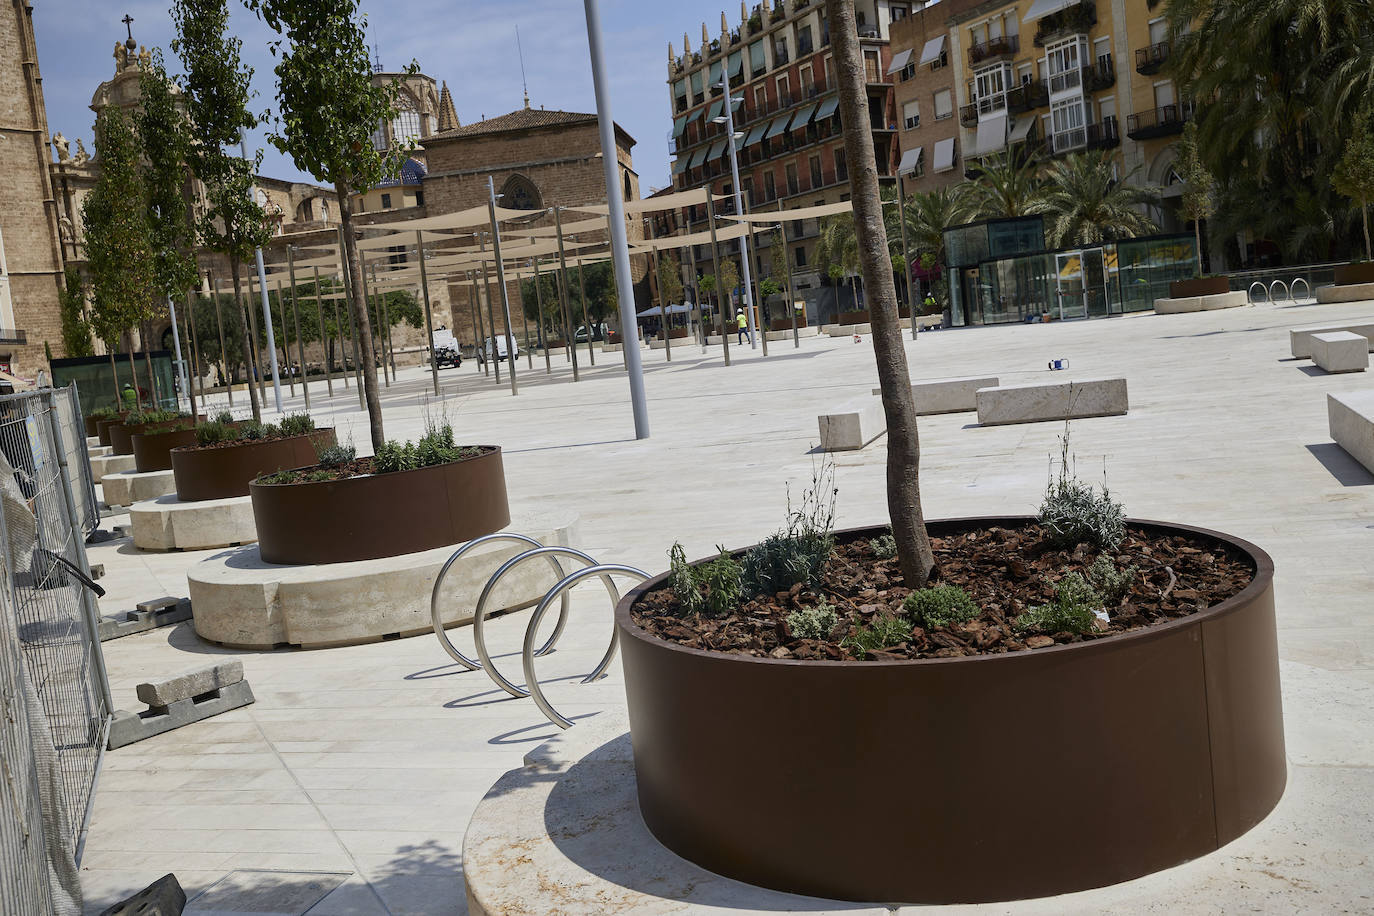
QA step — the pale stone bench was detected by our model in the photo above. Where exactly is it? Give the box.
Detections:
[826,322,872,337]
[1290,323,1374,359]
[101,468,176,507]
[873,376,999,415]
[109,660,254,749]
[976,377,1129,426]
[1316,281,1374,304]
[1154,291,1248,313]
[1311,332,1369,373]
[818,399,886,451]
[129,494,257,551]
[89,453,136,484]
[764,326,819,342]
[1328,391,1374,475]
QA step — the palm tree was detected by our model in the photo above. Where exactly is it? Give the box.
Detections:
[1034,151,1160,247]
[815,213,863,312]
[967,152,1043,219]
[888,186,975,270]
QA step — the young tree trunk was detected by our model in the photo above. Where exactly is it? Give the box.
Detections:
[229,255,262,421]
[336,184,385,450]
[126,346,140,411]
[1363,201,1371,262]
[142,320,158,408]
[827,0,934,587]
[1194,220,1203,274]
[108,351,120,410]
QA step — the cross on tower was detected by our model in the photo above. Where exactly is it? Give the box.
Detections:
[122,14,137,51]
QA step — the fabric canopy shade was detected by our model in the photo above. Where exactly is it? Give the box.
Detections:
[568,186,713,216]
[707,99,724,122]
[743,123,768,147]
[1009,115,1036,143]
[685,107,704,123]
[814,95,840,120]
[919,35,947,66]
[628,221,750,252]
[933,137,957,172]
[720,199,853,222]
[672,115,688,138]
[518,216,608,238]
[886,48,913,75]
[789,103,818,131]
[765,113,792,139]
[897,146,923,176]
[1022,0,1077,21]
[364,203,536,232]
[972,114,1009,157]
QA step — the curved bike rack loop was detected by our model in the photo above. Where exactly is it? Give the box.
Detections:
[1247,281,1269,304]
[1292,277,1311,301]
[1268,279,1290,304]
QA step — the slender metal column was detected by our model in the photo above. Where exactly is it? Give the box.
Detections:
[470,272,489,377]
[743,199,768,356]
[706,191,731,366]
[646,219,669,362]
[718,76,757,348]
[480,263,501,385]
[487,177,519,396]
[779,200,799,348]
[416,230,440,396]
[210,273,233,404]
[241,136,282,412]
[552,208,580,381]
[533,260,552,374]
[286,247,310,408]
[166,295,190,410]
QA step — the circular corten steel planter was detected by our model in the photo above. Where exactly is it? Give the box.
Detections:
[131,425,199,473]
[107,421,137,455]
[171,429,336,502]
[1334,262,1374,286]
[83,415,100,438]
[249,446,510,565]
[95,417,123,445]
[615,518,1285,905]
[1169,276,1232,298]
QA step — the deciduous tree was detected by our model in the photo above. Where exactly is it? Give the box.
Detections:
[1332,116,1374,261]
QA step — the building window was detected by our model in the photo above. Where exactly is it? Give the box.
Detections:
[864,50,881,83]
[931,48,948,70]
[900,62,916,81]
[776,74,791,106]
[794,246,807,267]
[892,3,909,19]
[370,120,386,151]
[835,148,847,181]
[754,84,768,112]
[786,162,799,196]
[799,25,813,56]
[810,155,823,189]
[974,63,1011,114]
[416,190,424,207]
[903,100,920,130]
[765,170,776,200]
[380,192,392,209]
[934,89,952,120]
[390,101,421,147]
[500,174,542,210]
[800,63,814,95]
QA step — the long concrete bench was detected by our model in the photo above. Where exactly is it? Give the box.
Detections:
[1290,322,1374,359]
[976,377,1128,426]
[872,376,999,415]
[1311,332,1369,373]
[1329,391,1374,475]
[101,468,177,507]
[1154,291,1248,313]
[818,399,886,451]
[1316,281,1374,304]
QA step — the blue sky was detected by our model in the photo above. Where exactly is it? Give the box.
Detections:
[33,0,735,195]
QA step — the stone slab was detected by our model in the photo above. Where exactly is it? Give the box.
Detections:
[128,494,257,552]
[764,325,820,342]
[1154,291,1248,313]
[107,679,255,750]
[1328,391,1374,476]
[1291,323,1374,359]
[465,713,891,916]
[873,375,1000,415]
[97,873,186,916]
[1316,281,1374,304]
[976,377,1129,426]
[101,468,177,507]
[86,435,100,447]
[817,398,886,451]
[186,511,579,650]
[98,598,193,642]
[136,659,244,707]
[90,453,136,484]
[1311,332,1369,373]
[88,445,112,459]
[826,322,872,337]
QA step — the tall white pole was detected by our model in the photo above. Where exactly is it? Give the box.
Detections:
[241,135,282,413]
[166,295,189,410]
[720,79,758,348]
[583,0,649,438]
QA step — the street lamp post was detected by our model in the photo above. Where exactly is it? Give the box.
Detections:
[240,135,282,412]
[713,81,758,349]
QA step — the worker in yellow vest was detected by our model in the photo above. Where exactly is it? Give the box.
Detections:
[736,310,748,345]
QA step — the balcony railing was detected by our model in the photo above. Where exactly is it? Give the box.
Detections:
[1135,41,1169,75]
[0,330,27,345]
[1049,116,1119,154]
[1034,0,1096,47]
[1007,79,1049,113]
[969,34,1020,67]
[1126,102,1192,139]
[1048,66,1083,94]
[959,103,979,127]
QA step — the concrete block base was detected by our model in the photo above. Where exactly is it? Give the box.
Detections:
[764,326,819,342]
[88,445,111,459]
[187,511,579,650]
[873,376,1000,414]
[1153,291,1248,313]
[826,322,873,337]
[1311,332,1369,373]
[98,598,193,642]
[1291,323,1374,359]
[818,399,886,451]
[1328,391,1374,476]
[101,468,176,507]
[976,377,1129,426]
[128,494,257,552]
[90,453,136,484]
[108,679,254,750]
[85,435,100,447]
[1316,281,1374,304]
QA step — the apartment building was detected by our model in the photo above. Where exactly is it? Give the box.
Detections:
[665,0,915,309]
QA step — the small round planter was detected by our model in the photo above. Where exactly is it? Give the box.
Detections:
[95,417,124,446]
[130,425,200,473]
[249,446,510,565]
[83,415,100,438]
[1333,262,1374,286]
[1169,276,1231,298]
[615,517,1285,905]
[171,430,336,502]
[106,421,137,454]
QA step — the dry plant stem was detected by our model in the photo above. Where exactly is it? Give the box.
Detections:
[827,0,933,586]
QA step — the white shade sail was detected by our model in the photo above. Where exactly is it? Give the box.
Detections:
[721,200,854,223]
[364,204,539,233]
[918,35,947,66]
[568,187,713,216]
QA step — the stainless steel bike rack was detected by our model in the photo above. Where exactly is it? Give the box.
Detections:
[1292,277,1311,301]
[1268,279,1291,303]
[1248,281,1269,304]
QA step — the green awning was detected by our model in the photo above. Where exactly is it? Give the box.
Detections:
[708,139,729,161]
[672,115,688,139]
[789,103,818,131]
[707,99,724,122]
[744,123,768,146]
[815,95,840,120]
[709,59,723,88]
[688,147,709,169]
[749,41,766,73]
[672,156,689,175]
[685,107,704,124]
[765,113,792,139]
[728,51,743,78]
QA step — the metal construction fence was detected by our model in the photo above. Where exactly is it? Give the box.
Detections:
[0,385,111,914]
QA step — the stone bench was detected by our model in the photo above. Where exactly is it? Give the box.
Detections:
[818,399,886,451]
[1154,291,1248,313]
[89,453,136,484]
[101,468,177,507]
[1328,391,1374,476]
[826,322,872,337]
[108,660,254,749]
[1290,323,1374,359]
[129,494,257,551]
[976,377,1129,427]
[1311,332,1369,373]
[873,376,999,415]
[1316,281,1374,304]
[764,326,819,342]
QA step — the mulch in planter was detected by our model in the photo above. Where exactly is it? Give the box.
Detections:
[261,446,490,483]
[632,523,1254,660]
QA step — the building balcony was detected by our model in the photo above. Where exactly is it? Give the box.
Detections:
[1034,0,1097,47]
[969,34,1020,67]
[1090,57,1116,90]
[0,330,27,345]
[1135,41,1170,75]
[1049,116,1119,154]
[960,103,979,127]
[1126,102,1191,139]
[1007,79,1050,113]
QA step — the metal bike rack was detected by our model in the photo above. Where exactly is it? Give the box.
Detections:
[432,534,648,729]
[1247,281,1269,304]
[1292,277,1311,301]
[1268,279,1291,303]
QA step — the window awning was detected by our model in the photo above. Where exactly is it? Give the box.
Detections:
[972,114,1009,156]
[685,107,704,124]
[709,59,723,87]
[789,103,818,131]
[919,35,947,66]
[744,123,768,146]
[815,95,840,120]
[728,51,743,78]
[886,48,914,75]
[749,41,766,72]
[1022,0,1076,23]
[1009,115,1036,143]
[672,115,688,139]
[765,113,793,139]
[688,147,709,169]
[897,146,924,176]
[672,156,689,175]
[707,99,724,122]
[934,137,956,172]
[708,139,729,161]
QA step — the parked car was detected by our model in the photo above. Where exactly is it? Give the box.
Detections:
[483,335,520,361]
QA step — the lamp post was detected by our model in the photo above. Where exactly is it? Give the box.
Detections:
[712,80,758,349]
[240,135,282,412]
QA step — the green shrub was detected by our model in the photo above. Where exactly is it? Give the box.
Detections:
[371,425,477,474]
[239,419,266,441]
[258,470,295,485]
[194,421,238,447]
[869,534,897,559]
[1087,556,1137,606]
[904,585,980,629]
[262,423,281,439]
[1038,433,1125,550]
[213,410,234,424]
[1015,572,1101,636]
[373,441,416,474]
[90,406,121,420]
[668,542,744,617]
[786,599,839,640]
[842,614,910,657]
[316,443,356,468]
[741,460,837,595]
[279,414,316,437]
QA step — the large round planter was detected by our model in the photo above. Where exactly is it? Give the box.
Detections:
[616,518,1285,905]
[249,446,510,565]
[836,309,871,325]
[171,430,336,502]
[1333,262,1374,286]
[95,418,124,447]
[107,421,137,455]
[1169,276,1231,298]
[131,425,200,473]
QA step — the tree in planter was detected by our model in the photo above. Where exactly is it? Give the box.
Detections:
[172,0,274,421]
[657,253,685,330]
[888,186,973,310]
[1332,115,1374,262]
[58,266,93,358]
[82,107,157,409]
[1175,121,1217,274]
[246,0,418,451]
[826,0,933,586]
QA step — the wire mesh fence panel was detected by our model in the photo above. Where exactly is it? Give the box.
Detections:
[53,387,100,538]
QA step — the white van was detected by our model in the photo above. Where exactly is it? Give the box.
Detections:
[483,335,519,361]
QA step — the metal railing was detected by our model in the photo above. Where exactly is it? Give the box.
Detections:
[1136,41,1170,74]
[1126,102,1192,139]
[969,34,1020,66]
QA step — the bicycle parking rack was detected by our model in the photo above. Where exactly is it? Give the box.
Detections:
[1292,277,1312,301]
[1249,277,1311,304]
[1248,281,1269,303]
[1269,279,1291,303]
[431,533,648,729]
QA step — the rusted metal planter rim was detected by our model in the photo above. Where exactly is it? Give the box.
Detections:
[615,516,1273,669]
[169,431,325,457]
[247,445,501,487]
